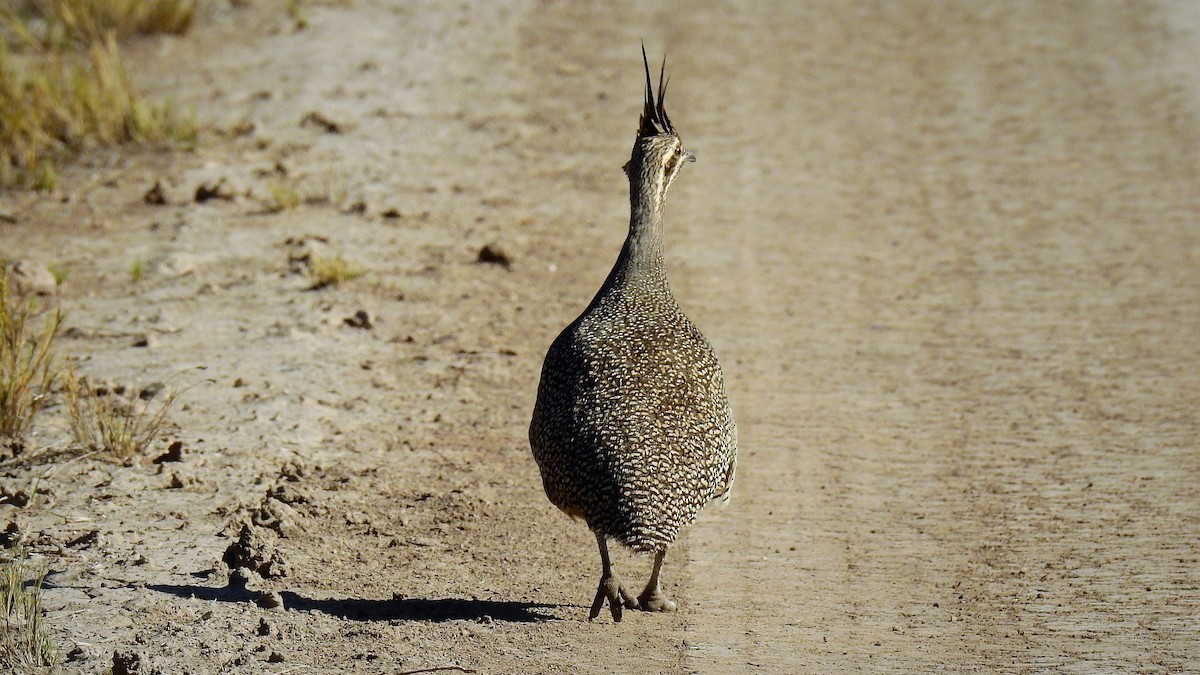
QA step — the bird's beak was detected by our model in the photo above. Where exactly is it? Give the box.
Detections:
[683,149,696,163]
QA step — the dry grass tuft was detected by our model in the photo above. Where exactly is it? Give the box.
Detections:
[0,549,56,670]
[0,1,198,189]
[7,0,195,48]
[265,179,303,213]
[309,255,365,289]
[63,363,182,463]
[0,270,62,445]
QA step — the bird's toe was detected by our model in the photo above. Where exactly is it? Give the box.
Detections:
[590,574,638,622]
[637,589,677,613]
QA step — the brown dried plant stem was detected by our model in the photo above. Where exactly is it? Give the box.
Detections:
[0,271,62,444]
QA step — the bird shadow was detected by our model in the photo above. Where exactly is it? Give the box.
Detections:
[147,580,563,623]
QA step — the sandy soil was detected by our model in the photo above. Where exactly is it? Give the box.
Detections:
[2,1,1198,672]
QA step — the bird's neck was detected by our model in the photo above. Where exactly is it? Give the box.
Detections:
[582,176,672,317]
[612,179,667,285]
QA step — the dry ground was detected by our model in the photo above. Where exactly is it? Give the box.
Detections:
[1,1,1198,673]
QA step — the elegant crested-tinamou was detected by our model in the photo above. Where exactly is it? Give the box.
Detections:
[529,47,737,623]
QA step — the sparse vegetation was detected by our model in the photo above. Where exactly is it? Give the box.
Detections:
[63,363,181,462]
[309,254,364,289]
[0,1,198,189]
[265,179,303,213]
[0,270,63,445]
[6,0,195,47]
[0,549,56,670]
[47,265,69,287]
[129,255,145,283]
[286,0,309,31]
[263,170,350,212]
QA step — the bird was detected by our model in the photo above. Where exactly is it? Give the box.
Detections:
[529,46,737,623]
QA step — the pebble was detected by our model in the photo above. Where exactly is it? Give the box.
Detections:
[477,243,513,268]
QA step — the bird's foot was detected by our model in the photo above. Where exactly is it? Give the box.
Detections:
[589,573,639,622]
[637,588,677,613]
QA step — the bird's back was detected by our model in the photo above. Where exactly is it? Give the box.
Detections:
[530,274,737,553]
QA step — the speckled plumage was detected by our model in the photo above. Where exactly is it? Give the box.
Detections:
[529,48,736,621]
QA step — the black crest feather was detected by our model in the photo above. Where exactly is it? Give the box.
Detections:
[638,43,675,138]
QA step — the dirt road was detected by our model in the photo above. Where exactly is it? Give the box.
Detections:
[2,1,1197,672]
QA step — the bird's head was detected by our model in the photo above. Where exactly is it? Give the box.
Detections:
[623,46,695,199]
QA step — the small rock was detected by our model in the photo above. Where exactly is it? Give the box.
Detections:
[229,567,254,590]
[143,180,169,206]
[257,591,284,609]
[256,618,272,636]
[66,529,101,549]
[7,260,57,295]
[268,652,285,663]
[380,208,402,219]
[195,179,236,203]
[0,486,30,508]
[152,252,198,277]
[152,441,185,464]
[300,111,345,133]
[343,309,373,330]
[139,382,166,401]
[111,649,146,675]
[477,243,513,268]
[132,334,158,349]
[0,520,21,546]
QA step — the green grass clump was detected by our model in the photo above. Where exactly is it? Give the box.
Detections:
[0,2,198,190]
[0,549,56,669]
[63,363,181,463]
[0,270,62,444]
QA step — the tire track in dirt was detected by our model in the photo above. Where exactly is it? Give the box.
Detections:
[662,2,1200,671]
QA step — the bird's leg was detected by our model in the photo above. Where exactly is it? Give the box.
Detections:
[589,532,639,622]
[637,549,677,612]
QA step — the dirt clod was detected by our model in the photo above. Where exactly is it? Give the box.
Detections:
[194,179,236,203]
[66,529,101,549]
[257,591,284,609]
[0,520,20,546]
[152,441,185,464]
[301,110,346,134]
[344,309,373,329]
[111,649,158,675]
[222,524,289,578]
[143,181,169,206]
[476,243,513,268]
[6,260,57,295]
